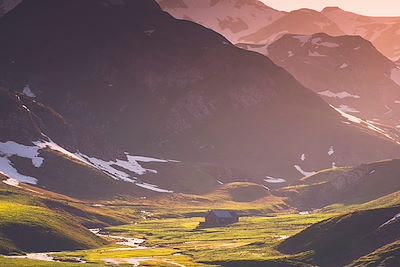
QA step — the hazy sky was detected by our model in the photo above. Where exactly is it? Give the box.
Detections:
[260,0,400,16]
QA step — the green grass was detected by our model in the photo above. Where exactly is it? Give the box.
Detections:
[57,213,332,266]
[279,159,400,210]
[278,206,400,267]
[346,240,400,267]
[320,190,400,215]
[0,258,103,267]
[0,201,105,254]
[0,174,135,255]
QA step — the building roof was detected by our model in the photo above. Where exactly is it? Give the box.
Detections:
[208,210,237,218]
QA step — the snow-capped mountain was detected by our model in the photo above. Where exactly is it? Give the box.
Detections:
[266,32,400,128]
[238,8,344,44]
[156,0,284,44]
[322,7,400,61]
[0,0,399,198]
[159,2,400,61]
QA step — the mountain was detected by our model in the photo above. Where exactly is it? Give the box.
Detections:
[279,159,400,209]
[159,2,400,61]
[322,6,400,61]
[266,32,400,128]
[0,87,166,199]
[156,0,285,44]
[279,206,400,266]
[241,6,400,61]
[238,8,345,44]
[0,0,399,198]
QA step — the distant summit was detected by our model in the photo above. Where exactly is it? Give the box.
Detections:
[160,0,400,60]
[321,6,343,12]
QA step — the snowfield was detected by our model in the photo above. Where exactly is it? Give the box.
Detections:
[294,165,316,177]
[22,85,36,98]
[264,176,286,183]
[333,105,400,144]
[318,90,360,99]
[0,139,175,193]
[337,105,360,113]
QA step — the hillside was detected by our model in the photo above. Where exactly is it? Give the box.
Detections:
[0,174,118,254]
[279,206,400,267]
[321,6,400,61]
[279,159,400,209]
[347,240,400,267]
[267,33,400,128]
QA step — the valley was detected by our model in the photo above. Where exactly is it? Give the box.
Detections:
[0,0,399,266]
[0,172,399,267]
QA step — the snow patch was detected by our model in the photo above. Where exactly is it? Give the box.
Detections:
[339,63,348,69]
[35,140,85,164]
[384,105,393,115]
[0,141,45,185]
[391,67,400,86]
[318,90,360,99]
[135,182,173,193]
[300,153,306,161]
[333,105,400,144]
[22,85,36,98]
[337,105,360,113]
[308,50,327,57]
[2,178,20,187]
[264,176,286,183]
[319,41,339,48]
[0,141,43,167]
[292,35,311,45]
[328,146,334,156]
[0,157,37,184]
[0,139,175,193]
[294,165,316,177]
[76,154,145,183]
[379,213,400,229]
[144,29,155,36]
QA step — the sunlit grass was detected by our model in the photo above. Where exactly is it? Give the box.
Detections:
[68,213,334,265]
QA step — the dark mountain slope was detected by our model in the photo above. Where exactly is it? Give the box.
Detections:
[0,87,73,147]
[279,206,400,267]
[0,0,399,196]
[279,159,400,209]
[267,33,400,128]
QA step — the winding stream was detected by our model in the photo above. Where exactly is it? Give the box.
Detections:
[3,228,185,266]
